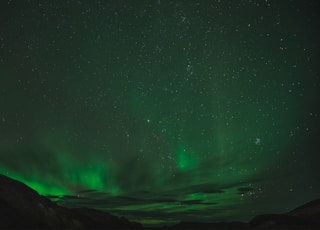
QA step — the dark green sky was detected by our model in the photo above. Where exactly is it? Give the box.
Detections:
[0,0,320,226]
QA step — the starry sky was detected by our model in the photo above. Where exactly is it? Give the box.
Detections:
[0,0,320,226]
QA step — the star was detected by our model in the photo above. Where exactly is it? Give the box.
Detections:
[255,138,261,145]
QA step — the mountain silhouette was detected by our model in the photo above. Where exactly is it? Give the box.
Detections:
[1,173,320,229]
[164,199,320,229]
[250,199,320,229]
[0,174,142,229]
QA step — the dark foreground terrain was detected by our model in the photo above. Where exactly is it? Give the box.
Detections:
[1,174,319,229]
[0,174,142,229]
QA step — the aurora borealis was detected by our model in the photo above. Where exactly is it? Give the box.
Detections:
[0,0,320,226]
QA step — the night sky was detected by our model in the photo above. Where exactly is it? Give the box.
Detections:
[1,0,320,226]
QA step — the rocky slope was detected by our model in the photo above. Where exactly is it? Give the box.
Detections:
[0,174,142,229]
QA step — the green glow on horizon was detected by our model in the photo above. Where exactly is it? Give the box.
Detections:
[56,150,121,195]
[0,169,67,195]
[64,162,105,191]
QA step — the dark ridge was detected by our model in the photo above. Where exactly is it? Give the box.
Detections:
[0,174,142,229]
[289,199,320,216]
[249,198,320,230]
[1,174,320,229]
[250,214,314,229]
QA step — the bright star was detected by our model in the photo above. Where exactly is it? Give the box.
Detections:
[255,138,261,145]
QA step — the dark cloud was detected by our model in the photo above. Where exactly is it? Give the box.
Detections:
[154,199,177,203]
[237,187,254,195]
[180,200,218,206]
[78,189,97,194]
[61,195,84,200]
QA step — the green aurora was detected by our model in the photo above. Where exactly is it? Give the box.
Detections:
[0,0,320,226]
